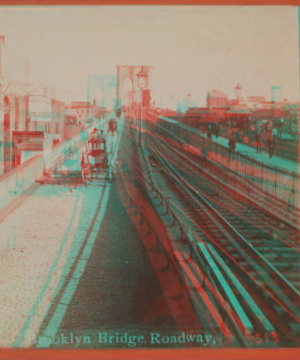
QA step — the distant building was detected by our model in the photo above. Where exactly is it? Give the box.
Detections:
[248,96,266,103]
[65,100,98,123]
[51,99,65,141]
[186,107,209,117]
[206,90,228,108]
[281,102,299,132]
[28,95,52,134]
[177,97,198,115]
[0,81,65,171]
[0,92,28,173]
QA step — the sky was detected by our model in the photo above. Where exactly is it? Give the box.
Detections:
[0,6,299,108]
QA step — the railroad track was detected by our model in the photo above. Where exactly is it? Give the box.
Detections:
[121,120,300,347]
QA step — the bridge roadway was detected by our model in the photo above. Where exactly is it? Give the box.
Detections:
[0,116,204,349]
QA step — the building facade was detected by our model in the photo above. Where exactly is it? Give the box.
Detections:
[51,99,65,141]
[206,90,228,108]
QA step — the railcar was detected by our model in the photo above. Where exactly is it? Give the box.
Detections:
[108,119,118,136]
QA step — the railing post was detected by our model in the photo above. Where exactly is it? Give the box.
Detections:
[248,176,251,196]
[287,198,291,224]
[252,160,255,189]
[261,162,264,191]
[274,165,277,197]
[235,171,237,195]
[292,172,295,207]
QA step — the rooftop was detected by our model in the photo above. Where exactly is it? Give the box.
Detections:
[207,90,228,99]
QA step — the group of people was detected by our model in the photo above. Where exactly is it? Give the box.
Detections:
[90,128,106,145]
[254,131,275,158]
[226,129,275,159]
[206,123,220,140]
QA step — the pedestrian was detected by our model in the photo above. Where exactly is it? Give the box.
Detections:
[232,133,237,152]
[228,135,233,151]
[267,134,275,159]
[255,132,261,154]
[81,153,89,184]
[207,128,212,140]
[228,135,233,161]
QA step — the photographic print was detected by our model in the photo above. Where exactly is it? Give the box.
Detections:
[0,4,299,358]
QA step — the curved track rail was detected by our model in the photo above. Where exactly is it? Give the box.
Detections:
[120,118,300,347]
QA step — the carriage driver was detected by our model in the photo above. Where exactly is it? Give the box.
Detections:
[81,153,89,184]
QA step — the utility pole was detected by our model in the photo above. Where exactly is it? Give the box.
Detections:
[0,36,5,109]
[25,60,30,131]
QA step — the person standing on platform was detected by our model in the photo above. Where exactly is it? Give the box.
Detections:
[255,131,262,154]
[232,133,237,152]
[207,128,212,140]
[228,134,233,160]
[267,134,275,159]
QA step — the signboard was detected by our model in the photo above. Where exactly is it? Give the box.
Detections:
[28,96,51,122]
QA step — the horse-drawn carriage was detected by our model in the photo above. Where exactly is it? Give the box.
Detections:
[81,129,110,185]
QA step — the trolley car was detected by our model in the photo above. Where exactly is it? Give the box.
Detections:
[107,119,118,136]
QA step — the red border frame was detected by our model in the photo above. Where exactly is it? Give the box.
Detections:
[0,0,299,4]
[0,348,299,359]
[0,1,299,359]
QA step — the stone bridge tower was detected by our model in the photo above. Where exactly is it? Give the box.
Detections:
[116,65,153,114]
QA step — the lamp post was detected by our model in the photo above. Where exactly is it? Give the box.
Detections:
[136,67,148,145]
[0,36,4,111]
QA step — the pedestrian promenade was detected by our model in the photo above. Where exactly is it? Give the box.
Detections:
[204,133,299,175]
[160,116,298,176]
[0,116,124,347]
